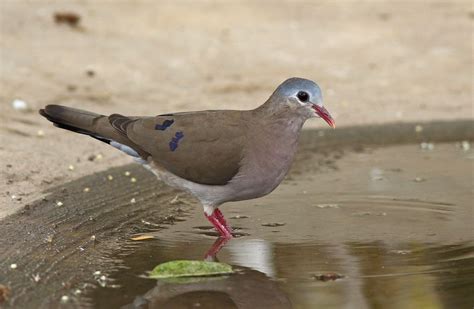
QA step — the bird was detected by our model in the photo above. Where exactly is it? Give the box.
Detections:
[39,77,335,239]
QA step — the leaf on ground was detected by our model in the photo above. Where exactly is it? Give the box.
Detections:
[149,260,233,279]
[130,235,155,241]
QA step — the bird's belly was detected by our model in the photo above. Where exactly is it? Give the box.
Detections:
[227,153,294,202]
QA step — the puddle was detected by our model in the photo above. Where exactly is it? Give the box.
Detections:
[0,121,473,308]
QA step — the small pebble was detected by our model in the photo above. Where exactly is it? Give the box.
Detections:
[83,187,90,192]
[130,177,137,183]
[12,99,28,111]
[124,171,131,176]
[68,164,75,171]
[73,289,82,295]
[107,175,114,181]
[460,141,470,151]
[56,201,63,207]
[46,235,54,243]
[10,264,17,270]
[37,130,45,137]
[91,235,96,241]
[60,295,69,303]
[32,273,41,282]
[130,198,136,204]
[414,177,426,182]
[415,125,423,133]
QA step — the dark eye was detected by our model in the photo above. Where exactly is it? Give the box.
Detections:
[297,91,309,102]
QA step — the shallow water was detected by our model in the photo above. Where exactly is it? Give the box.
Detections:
[85,143,474,309]
[0,123,473,308]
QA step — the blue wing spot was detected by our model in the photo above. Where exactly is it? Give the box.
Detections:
[169,131,184,151]
[155,119,174,130]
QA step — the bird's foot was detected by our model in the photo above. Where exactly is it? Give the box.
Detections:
[205,209,233,239]
[214,208,233,233]
[204,237,230,261]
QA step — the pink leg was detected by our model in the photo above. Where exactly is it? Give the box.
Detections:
[205,210,233,239]
[214,208,233,233]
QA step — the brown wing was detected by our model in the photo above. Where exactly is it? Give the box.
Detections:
[124,110,249,185]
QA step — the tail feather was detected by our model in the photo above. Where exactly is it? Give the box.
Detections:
[39,105,103,135]
[39,105,148,158]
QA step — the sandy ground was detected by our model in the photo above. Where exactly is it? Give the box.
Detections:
[0,1,472,218]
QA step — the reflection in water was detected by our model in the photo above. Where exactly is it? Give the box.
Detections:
[85,236,474,309]
[122,265,291,309]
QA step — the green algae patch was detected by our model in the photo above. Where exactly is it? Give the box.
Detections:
[149,260,233,279]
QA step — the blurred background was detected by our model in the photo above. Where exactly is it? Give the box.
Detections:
[1,0,472,218]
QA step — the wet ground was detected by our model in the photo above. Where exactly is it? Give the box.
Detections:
[0,121,473,309]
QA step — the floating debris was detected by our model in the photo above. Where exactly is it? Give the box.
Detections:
[124,171,131,176]
[12,99,28,111]
[149,260,233,279]
[56,201,64,207]
[68,164,75,171]
[459,141,471,151]
[316,204,340,209]
[131,235,155,241]
[353,211,387,217]
[32,273,41,283]
[130,177,137,183]
[414,177,426,182]
[37,130,45,137]
[414,125,423,133]
[130,198,136,204]
[9,264,17,270]
[313,272,344,281]
[230,215,249,219]
[107,175,114,181]
[83,187,90,193]
[90,235,96,242]
[390,250,411,255]
[261,222,286,227]
[420,142,434,151]
[169,195,182,205]
[73,289,82,296]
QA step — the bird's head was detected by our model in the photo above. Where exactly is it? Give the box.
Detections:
[268,77,335,128]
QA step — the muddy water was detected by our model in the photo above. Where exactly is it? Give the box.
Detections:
[0,121,473,309]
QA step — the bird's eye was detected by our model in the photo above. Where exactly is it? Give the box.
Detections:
[297,91,309,102]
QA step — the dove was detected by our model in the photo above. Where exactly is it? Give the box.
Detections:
[40,77,335,239]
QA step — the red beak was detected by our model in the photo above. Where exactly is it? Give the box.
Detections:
[312,105,336,128]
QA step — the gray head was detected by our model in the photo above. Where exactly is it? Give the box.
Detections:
[266,77,335,128]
